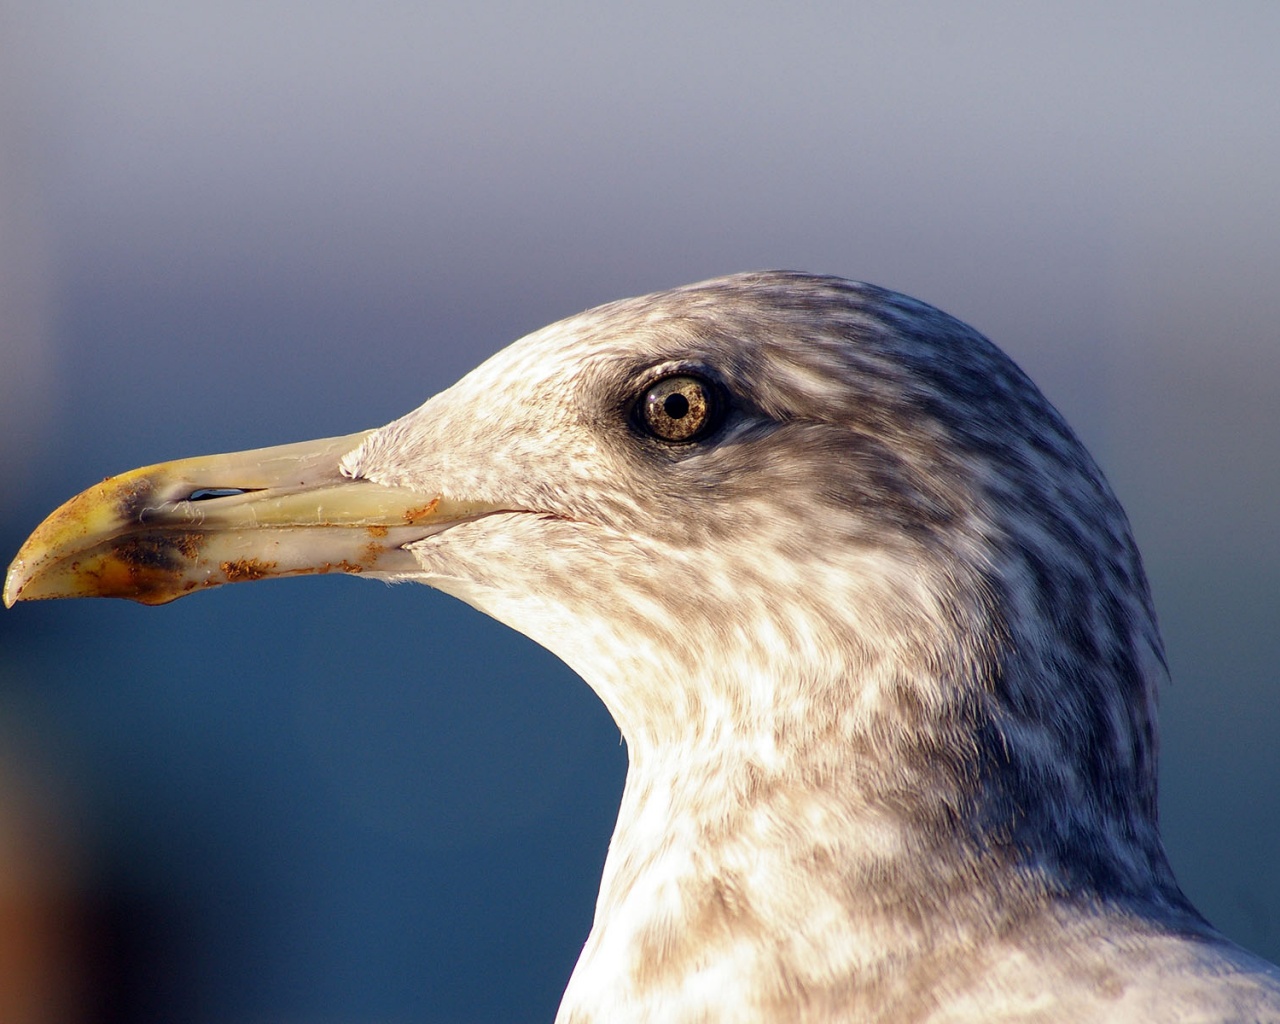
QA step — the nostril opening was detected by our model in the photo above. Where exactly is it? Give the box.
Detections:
[186,488,252,501]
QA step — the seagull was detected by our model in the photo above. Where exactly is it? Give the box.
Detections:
[7,271,1280,1021]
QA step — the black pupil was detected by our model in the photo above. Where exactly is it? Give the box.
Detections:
[663,392,690,419]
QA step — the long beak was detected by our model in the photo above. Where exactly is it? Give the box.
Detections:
[5,432,484,607]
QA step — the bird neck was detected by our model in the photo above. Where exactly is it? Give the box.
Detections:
[559,664,1185,1023]
[560,711,1016,1022]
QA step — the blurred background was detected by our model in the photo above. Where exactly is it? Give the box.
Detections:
[1,2,1277,1021]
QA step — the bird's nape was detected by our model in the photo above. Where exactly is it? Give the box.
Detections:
[8,271,1280,1022]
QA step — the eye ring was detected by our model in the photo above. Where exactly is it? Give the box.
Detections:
[635,374,721,443]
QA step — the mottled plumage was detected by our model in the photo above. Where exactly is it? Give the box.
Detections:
[8,272,1280,1021]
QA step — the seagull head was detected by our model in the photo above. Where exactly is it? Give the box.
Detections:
[5,271,1178,920]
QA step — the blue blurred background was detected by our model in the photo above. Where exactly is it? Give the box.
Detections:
[1,3,1277,1022]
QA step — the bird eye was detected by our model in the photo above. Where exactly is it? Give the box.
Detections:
[636,374,720,443]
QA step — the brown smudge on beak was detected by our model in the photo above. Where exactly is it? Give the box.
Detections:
[219,558,278,584]
[403,498,441,524]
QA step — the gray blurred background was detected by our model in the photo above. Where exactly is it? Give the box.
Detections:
[1,3,1277,1022]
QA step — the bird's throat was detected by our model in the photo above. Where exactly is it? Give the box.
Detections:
[558,734,1009,1023]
